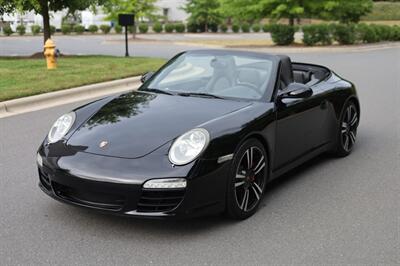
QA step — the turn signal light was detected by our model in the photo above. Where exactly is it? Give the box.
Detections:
[143,178,187,189]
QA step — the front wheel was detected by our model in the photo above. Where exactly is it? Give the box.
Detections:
[226,139,268,219]
[333,101,359,157]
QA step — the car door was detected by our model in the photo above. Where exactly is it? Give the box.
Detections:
[273,82,329,171]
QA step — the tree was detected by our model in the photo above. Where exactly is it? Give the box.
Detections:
[0,1,16,15]
[218,0,374,25]
[218,0,260,23]
[183,0,221,32]
[319,0,373,23]
[259,0,307,25]
[219,0,324,25]
[1,0,105,43]
[102,0,158,23]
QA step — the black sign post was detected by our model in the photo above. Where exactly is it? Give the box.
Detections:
[118,14,135,57]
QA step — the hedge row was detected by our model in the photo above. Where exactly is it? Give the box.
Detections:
[0,24,117,35]
[2,23,400,47]
[261,23,400,46]
[1,22,278,36]
[301,23,400,46]
[1,24,57,36]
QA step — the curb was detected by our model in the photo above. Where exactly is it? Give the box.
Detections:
[0,76,141,119]
[231,41,400,53]
[176,40,400,53]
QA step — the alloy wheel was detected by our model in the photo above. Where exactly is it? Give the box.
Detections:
[341,104,358,152]
[234,146,266,212]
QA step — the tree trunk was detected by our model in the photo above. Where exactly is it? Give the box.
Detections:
[39,0,51,44]
[289,17,294,26]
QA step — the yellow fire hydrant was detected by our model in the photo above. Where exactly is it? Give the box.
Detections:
[44,39,57,69]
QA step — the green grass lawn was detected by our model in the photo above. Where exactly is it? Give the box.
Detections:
[362,1,400,21]
[0,56,166,102]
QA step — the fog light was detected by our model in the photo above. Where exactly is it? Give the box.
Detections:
[37,153,43,167]
[143,178,186,189]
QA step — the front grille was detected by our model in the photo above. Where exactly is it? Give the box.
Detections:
[137,189,185,213]
[39,168,51,191]
[52,182,125,211]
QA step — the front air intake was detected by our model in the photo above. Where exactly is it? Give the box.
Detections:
[137,188,185,212]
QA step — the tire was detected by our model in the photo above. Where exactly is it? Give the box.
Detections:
[333,101,359,157]
[226,138,268,219]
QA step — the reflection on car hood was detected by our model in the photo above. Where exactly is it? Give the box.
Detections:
[67,91,252,159]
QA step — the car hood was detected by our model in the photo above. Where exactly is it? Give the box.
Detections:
[67,91,252,159]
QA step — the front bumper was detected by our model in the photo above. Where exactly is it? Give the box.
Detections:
[37,151,230,219]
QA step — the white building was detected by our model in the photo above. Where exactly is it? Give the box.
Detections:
[157,0,188,22]
[1,0,189,32]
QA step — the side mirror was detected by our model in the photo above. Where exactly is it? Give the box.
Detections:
[140,71,154,83]
[278,83,312,99]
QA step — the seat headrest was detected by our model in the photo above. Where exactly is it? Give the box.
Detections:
[211,56,235,70]
[277,55,294,86]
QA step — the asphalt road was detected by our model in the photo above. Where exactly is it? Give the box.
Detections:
[0,47,399,265]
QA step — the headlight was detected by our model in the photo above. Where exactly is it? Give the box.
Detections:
[47,112,76,143]
[168,128,210,165]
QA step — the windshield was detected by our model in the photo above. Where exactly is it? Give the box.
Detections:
[142,53,274,100]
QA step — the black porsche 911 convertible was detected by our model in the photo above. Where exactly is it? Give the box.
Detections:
[37,50,360,219]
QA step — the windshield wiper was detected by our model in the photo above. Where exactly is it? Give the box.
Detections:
[141,88,175,95]
[177,92,224,99]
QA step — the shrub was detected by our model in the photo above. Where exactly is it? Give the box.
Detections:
[128,25,136,34]
[165,23,175,33]
[209,23,218,33]
[318,24,333,45]
[302,24,332,46]
[100,24,111,34]
[153,22,163,33]
[50,25,56,34]
[356,24,379,43]
[88,25,98,34]
[16,25,26,35]
[252,24,261,33]
[372,24,392,41]
[175,23,185,33]
[332,24,356,45]
[3,25,13,36]
[270,24,295,45]
[302,25,318,46]
[220,23,228,33]
[262,24,272,33]
[187,21,198,33]
[73,24,85,34]
[390,25,400,41]
[232,23,240,33]
[31,25,41,35]
[241,22,250,33]
[114,24,123,34]
[61,24,72,35]
[138,23,149,33]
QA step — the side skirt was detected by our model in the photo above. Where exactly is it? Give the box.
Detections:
[270,142,332,180]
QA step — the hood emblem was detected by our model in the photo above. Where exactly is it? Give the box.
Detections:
[99,140,109,148]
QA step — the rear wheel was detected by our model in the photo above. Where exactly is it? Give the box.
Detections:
[333,101,359,157]
[226,139,268,219]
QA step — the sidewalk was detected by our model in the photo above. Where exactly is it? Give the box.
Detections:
[0,76,141,119]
